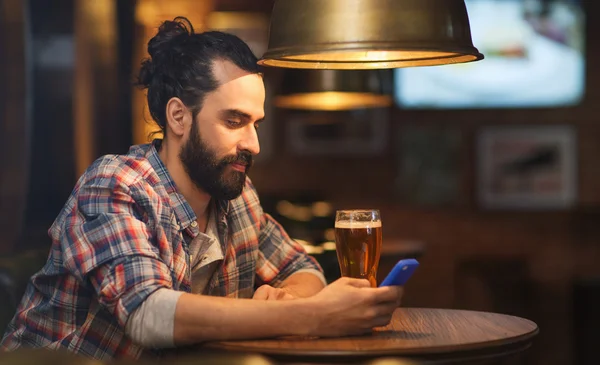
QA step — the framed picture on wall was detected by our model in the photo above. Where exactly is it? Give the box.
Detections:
[476,125,577,210]
[285,108,389,156]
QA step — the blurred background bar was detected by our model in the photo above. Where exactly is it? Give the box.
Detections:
[1,1,599,364]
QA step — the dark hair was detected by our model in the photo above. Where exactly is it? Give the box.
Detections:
[136,16,260,136]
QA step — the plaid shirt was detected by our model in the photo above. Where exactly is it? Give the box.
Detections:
[0,141,323,361]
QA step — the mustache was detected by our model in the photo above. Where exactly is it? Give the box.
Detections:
[221,150,253,168]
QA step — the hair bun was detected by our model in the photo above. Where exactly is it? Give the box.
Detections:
[147,17,194,59]
[136,17,195,88]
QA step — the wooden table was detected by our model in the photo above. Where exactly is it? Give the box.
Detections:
[202,308,539,364]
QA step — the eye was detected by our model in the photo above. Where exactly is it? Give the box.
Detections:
[254,123,260,130]
[226,120,242,128]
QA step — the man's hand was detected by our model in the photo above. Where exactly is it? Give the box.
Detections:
[304,277,404,337]
[173,276,404,345]
[252,285,296,300]
[253,272,326,300]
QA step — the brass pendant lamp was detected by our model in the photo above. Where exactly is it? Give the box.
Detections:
[274,69,393,111]
[258,0,484,69]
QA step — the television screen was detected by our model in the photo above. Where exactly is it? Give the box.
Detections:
[394,0,585,109]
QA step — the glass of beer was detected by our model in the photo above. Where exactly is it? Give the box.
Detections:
[334,209,382,287]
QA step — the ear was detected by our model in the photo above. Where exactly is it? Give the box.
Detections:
[165,97,191,138]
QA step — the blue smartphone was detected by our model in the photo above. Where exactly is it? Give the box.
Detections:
[379,258,419,287]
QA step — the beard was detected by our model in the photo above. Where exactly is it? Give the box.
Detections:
[179,121,253,201]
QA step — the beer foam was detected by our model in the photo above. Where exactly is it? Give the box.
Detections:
[335,220,382,229]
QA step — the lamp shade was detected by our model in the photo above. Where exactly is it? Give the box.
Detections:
[258,0,484,69]
[274,69,393,111]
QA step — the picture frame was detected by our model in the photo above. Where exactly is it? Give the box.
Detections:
[476,125,577,210]
[285,108,389,156]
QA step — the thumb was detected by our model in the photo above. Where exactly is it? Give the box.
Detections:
[252,285,272,300]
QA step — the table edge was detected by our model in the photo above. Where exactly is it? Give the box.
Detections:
[205,328,538,358]
[204,308,539,359]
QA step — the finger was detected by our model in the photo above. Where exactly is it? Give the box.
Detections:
[372,286,402,303]
[343,277,372,288]
[276,288,296,300]
[266,289,282,301]
[275,289,294,300]
[281,292,295,300]
[372,315,394,328]
[396,287,404,306]
[252,288,267,300]
[372,302,400,317]
[252,285,271,300]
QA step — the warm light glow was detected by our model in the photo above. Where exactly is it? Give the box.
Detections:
[74,0,117,176]
[295,239,324,254]
[276,200,314,221]
[287,50,461,62]
[207,12,268,30]
[293,207,313,222]
[274,92,392,111]
[312,201,333,217]
[324,229,336,242]
[135,0,211,28]
[322,241,337,251]
[276,200,294,217]
[259,52,480,69]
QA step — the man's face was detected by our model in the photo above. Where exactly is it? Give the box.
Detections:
[180,60,265,200]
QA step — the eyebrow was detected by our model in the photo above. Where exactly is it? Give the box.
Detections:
[219,108,264,123]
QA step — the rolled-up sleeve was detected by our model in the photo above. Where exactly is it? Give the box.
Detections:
[60,176,173,328]
[255,212,325,288]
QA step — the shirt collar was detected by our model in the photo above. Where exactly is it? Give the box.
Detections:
[146,139,197,231]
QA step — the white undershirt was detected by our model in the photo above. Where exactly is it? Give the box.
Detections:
[125,211,222,348]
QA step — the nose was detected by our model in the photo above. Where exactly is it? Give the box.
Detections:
[239,124,260,156]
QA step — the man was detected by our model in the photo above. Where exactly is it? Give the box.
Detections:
[0,17,403,361]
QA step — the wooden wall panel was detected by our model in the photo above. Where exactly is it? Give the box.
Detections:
[0,0,31,253]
